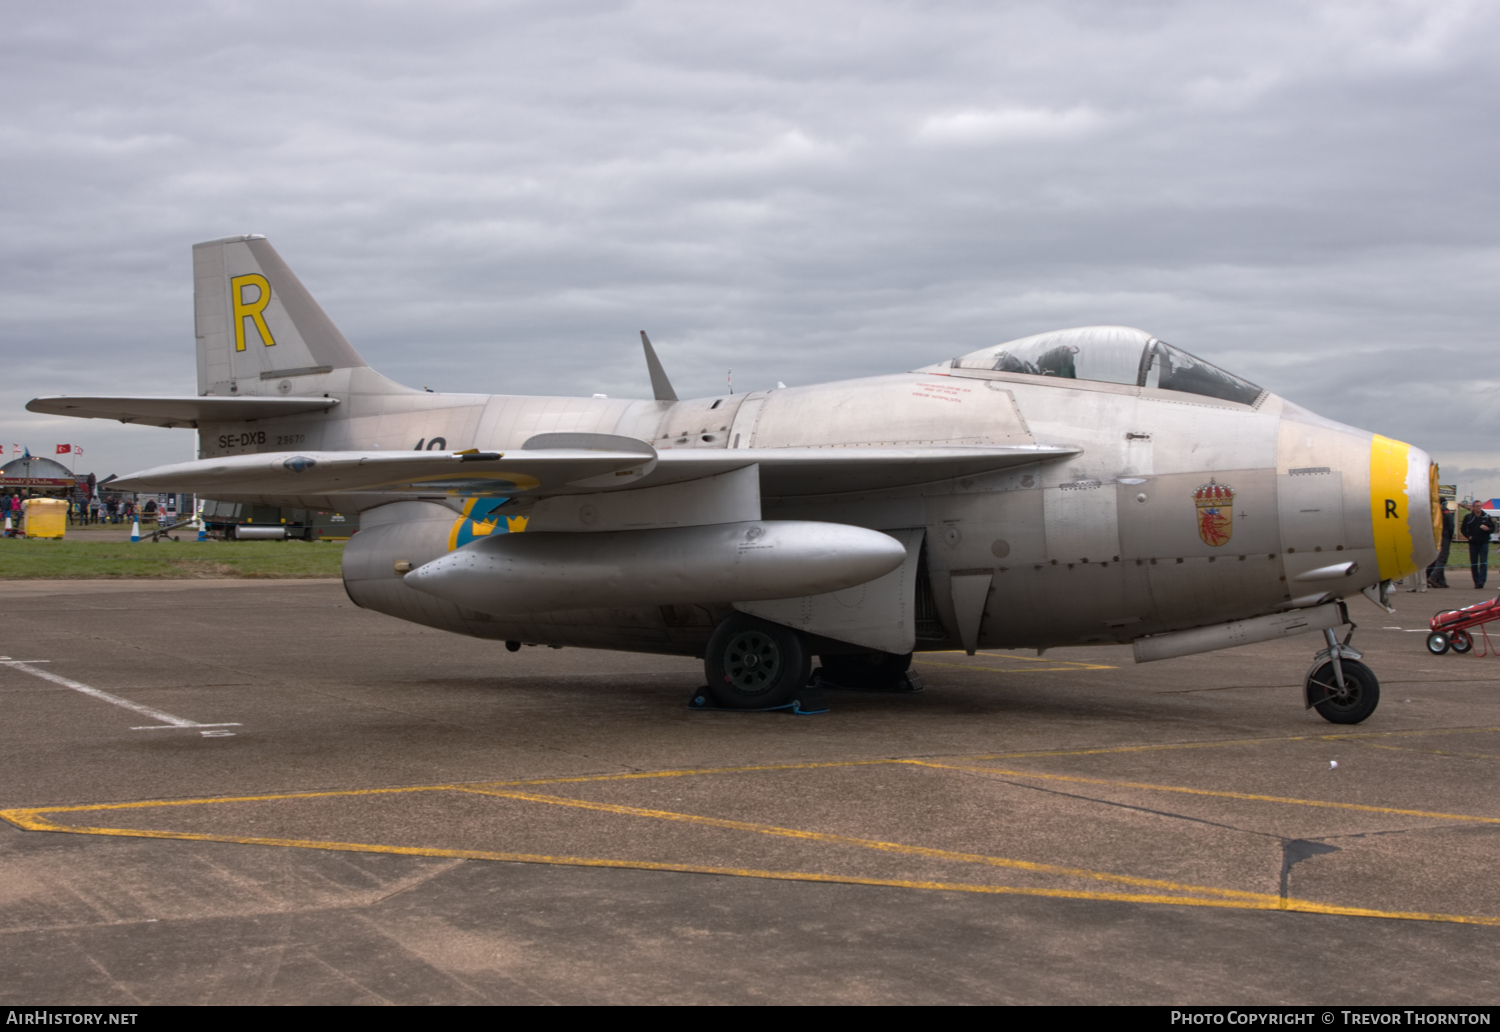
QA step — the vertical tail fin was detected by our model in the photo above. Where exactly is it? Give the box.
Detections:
[193,235,368,396]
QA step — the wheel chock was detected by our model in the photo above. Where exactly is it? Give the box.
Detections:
[688,686,829,715]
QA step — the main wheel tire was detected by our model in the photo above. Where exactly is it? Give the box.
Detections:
[817,651,913,690]
[1451,630,1474,654]
[1308,658,1380,725]
[704,615,810,710]
[1427,632,1451,655]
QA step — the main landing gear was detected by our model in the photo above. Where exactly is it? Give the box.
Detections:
[697,614,920,710]
[701,614,811,710]
[814,651,923,693]
[1304,612,1380,725]
[816,651,909,690]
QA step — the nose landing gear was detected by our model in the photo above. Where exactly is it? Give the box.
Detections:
[1304,612,1380,724]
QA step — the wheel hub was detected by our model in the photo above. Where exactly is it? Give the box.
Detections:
[723,631,782,694]
[1312,666,1364,710]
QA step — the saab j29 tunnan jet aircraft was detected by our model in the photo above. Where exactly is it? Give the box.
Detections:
[30,235,1440,724]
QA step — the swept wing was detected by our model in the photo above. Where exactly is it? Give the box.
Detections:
[107,441,1078,499]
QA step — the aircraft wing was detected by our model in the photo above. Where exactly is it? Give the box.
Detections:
[652,445,1079,495]
[106,439,1078,499]
[107,446,658,497]
[26,395,340,428]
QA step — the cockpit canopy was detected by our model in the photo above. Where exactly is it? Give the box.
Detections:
[939,326,1264,406]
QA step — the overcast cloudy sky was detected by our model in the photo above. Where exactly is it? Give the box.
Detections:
[4,1,1498,495]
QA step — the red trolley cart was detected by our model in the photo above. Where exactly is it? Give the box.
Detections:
[1426,595,1500,656]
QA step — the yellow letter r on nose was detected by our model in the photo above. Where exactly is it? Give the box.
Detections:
[231,273,276,351]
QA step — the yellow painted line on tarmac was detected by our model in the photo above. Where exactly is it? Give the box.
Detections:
[9,783,1273,905]
[8,786,1277,906]
[917,652,1117,673]
[1330,724,1500,736]
[472,731,1447,787]
[457,785,1276,903]
[0,760,909,828]
[908,760,1500,825]
[0,761,901,822]
[0,783,463,819]
[963,737,1308,761]
[9,722,1495,819]
[5,725,1497,934]
[956,724,1500,763]
[1323,725,1500,744]
[1335,740,1500,761]
[8,723,1496,819]
[6,803,1499,928]
[481,757,898,789]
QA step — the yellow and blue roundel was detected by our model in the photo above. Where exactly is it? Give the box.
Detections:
[448,497,528,551]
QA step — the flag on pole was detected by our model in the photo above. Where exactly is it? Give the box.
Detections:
[56,444,72,455]
[74,446,84,457]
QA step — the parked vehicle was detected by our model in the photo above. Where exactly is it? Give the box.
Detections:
[200,500,356,541]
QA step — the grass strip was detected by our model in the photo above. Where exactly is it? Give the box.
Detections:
[0,539,345,579]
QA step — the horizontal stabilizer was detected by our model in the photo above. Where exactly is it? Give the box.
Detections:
[26,395,339,428]
[106,442,1078,499]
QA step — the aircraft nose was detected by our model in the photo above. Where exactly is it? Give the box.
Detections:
[1369,435,1439,582]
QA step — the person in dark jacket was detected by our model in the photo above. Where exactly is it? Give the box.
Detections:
[1461,502,1497,589]
[1428,501,1455,587]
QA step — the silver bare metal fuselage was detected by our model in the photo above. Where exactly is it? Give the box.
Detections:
[198,362,1412,658]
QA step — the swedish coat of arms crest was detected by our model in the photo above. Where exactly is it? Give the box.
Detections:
[1194,479,1234,547]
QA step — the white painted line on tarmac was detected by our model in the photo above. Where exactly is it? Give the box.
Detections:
[0,656,241,734]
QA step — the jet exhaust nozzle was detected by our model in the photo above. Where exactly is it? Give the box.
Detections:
[403,520,907,616]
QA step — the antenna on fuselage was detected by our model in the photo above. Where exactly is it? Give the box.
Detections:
[640,331,678,402]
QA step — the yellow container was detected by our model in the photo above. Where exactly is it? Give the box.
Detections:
[21,498,67,539]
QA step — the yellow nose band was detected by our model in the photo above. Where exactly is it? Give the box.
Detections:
[1369,434,1415,581]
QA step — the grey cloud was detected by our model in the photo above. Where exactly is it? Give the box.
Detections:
[1439,467,1500,506]
[2,0,1498,478]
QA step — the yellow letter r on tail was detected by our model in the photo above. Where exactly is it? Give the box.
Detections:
[231,273,276,351]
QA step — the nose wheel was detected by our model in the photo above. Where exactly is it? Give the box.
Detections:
[1304,619,1380,724]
